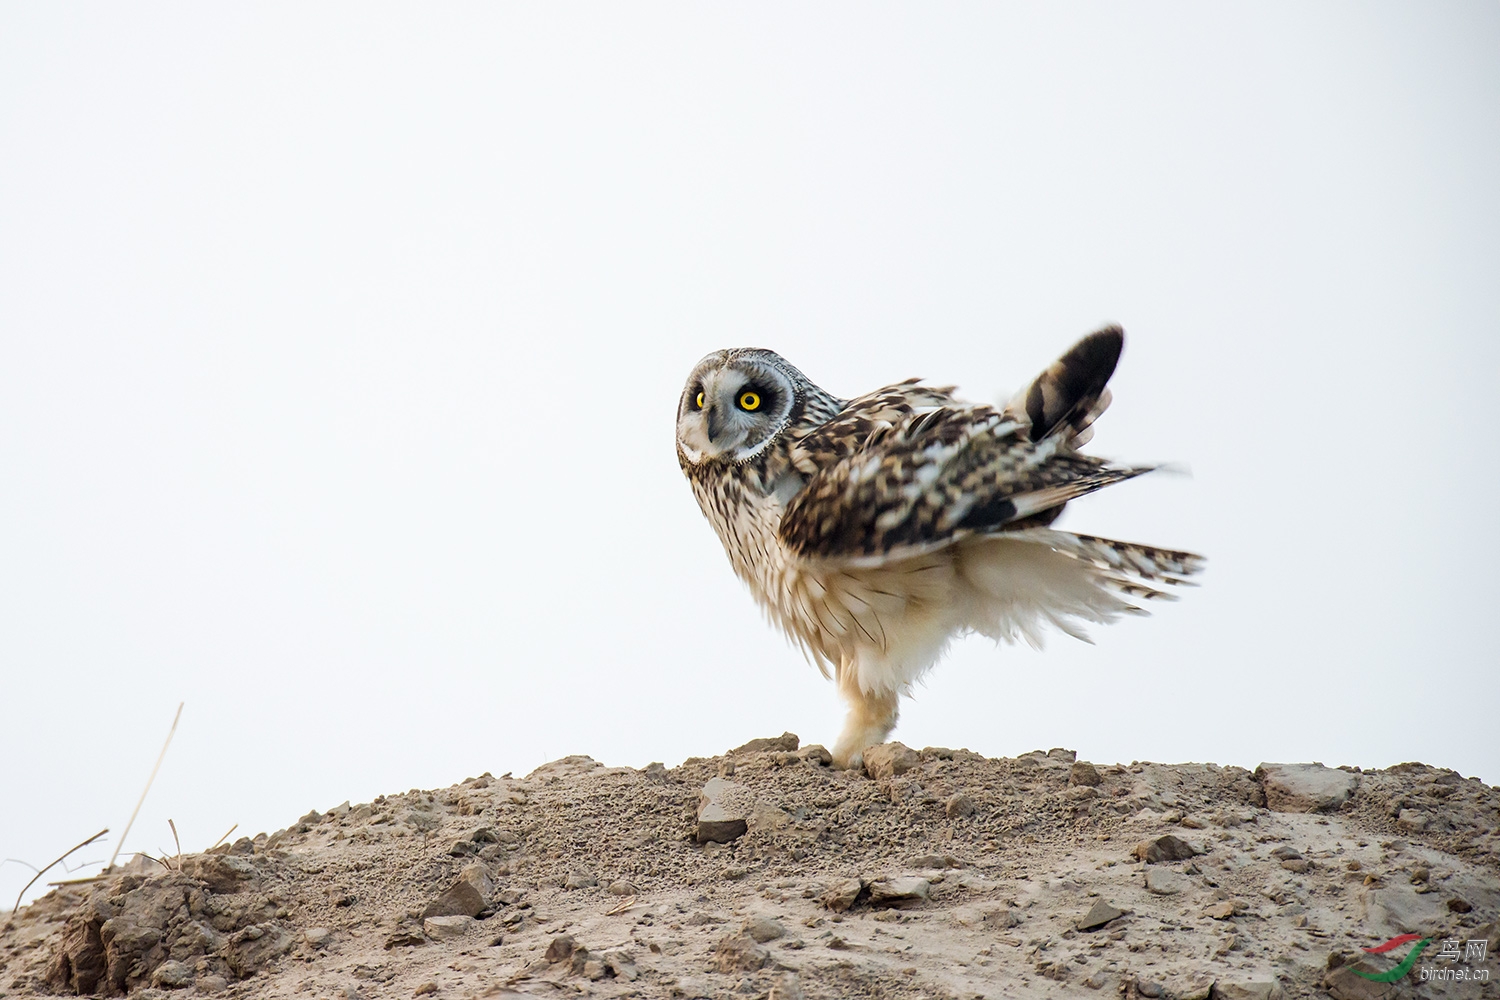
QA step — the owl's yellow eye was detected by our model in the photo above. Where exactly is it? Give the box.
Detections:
[695,391,705,409]
[739,391,761,411]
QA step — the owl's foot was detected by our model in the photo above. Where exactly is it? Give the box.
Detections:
[831,685,899,770]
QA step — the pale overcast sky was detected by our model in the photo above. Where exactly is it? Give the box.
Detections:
[3,3,1497,907]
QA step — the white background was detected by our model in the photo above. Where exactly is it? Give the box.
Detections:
[3,4,1497,908]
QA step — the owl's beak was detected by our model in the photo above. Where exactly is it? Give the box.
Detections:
[705,404,723,443]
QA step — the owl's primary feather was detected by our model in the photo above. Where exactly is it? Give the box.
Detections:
[675,327,1203,768]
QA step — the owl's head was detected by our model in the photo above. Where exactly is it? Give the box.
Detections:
[676,348,811,466]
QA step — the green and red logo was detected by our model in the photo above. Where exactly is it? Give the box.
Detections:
[1351,934,1431,983]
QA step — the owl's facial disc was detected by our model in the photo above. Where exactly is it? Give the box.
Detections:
[676,352,795,465]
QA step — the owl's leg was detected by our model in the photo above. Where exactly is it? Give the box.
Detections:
[831,669,900,770]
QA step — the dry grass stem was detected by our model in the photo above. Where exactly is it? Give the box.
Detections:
[106,701,184,872]
[11,828,109,916]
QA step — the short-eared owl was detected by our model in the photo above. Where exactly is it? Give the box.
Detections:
[676,328,1202,768]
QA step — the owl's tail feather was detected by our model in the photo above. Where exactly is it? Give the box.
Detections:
[958,528,1204,649]
[1003,326,1123,447]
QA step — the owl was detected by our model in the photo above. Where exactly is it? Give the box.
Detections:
[675,327,1203,769]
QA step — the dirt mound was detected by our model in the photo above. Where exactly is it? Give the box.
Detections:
[3,740,1497,999]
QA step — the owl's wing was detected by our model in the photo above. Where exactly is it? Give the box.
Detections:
[780,327,1148,565]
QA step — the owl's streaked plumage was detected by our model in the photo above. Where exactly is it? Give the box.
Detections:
[675,327,1203,768]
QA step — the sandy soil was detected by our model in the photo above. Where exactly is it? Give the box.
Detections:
[3,738,1497,1000]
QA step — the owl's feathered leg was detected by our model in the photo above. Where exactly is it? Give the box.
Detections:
[831,663,900,770]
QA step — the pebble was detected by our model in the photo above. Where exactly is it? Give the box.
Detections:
[149,961,193,989]
[1213,982,1284,1000]
[545,934,576,962]
[744,916,786,942]
[422,916,472,940]
[1133,835,1201,863]
[945,794,977,819]
[697,777,752,843]
[1205,900,1238,920]
[1145,867,1191,895]
[1076,899,1125,931]
[866,876,931,906]
[420,879,486,919]
[821,877,865,912]
[1069,761,1102,786]
[863,742,920,780]
[769,973,805,1000]
[733,732,800,753]
[711,932,770,972]
[304,927,332,948]
[796,744,833,765]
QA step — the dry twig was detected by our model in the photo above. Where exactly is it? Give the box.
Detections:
[11,828,109,916]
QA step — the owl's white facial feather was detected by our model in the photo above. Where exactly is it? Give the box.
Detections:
[676,352,797,465]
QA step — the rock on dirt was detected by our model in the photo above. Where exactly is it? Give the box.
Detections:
[1255,762,1359,812]
[1077,898,1126,930]
[696,776,752,843]
[862,741,920,779]
[1133,834,1201,863]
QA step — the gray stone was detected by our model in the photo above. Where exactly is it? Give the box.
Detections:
[1355,883,1445,936]
[1077,899,1126,931]
[864,742,921,779]
[563,872,597,890]
[601,949,638,981]
[304,927,331,949]
[1254,763,1358,813]
[1166,973,1214,1000]
[422,915,472,940]
[459,861,494,898]
[711,932,769,972]
[606,879,636,896]
[420,879,486,919]
[194,975,229,994]
[744,916,786,942]
[821,877,866,912]
[1133,835,1201,863]
[149,960,193,989]
[1070,761,1103,787]
[911,853,963,869]
[796,744,833,766]
[1146,867,1192,895]
[179,854,259,893]
[945,794,977,818]
[733,732,800,754]
[544,934,576,963]
[769,973,804,1000]
[1323,963,1395,1000]
[866,876,930,906]
[697,777,753,843]
[1395,809,1429,832]
[1211,982,1283,1000]
[750,800,792,832]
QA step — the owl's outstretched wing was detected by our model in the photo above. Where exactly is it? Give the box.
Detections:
[780,327,1149,566]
